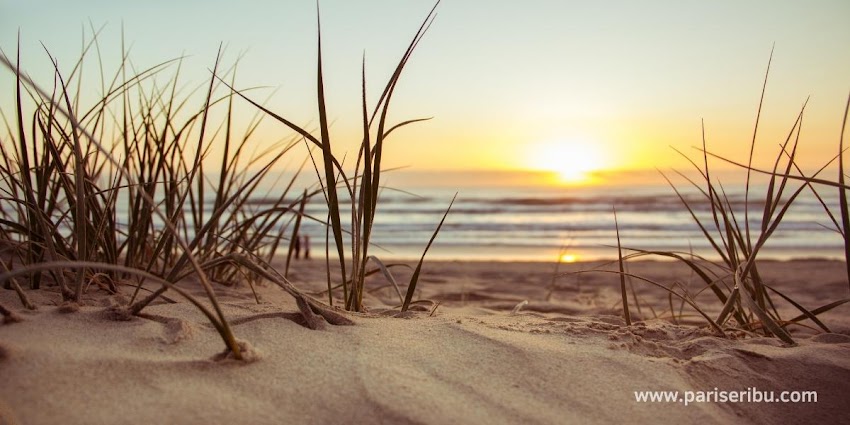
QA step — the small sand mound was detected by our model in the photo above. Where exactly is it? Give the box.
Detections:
[56,302,80,314]
[102,306,134,321]
[162,319,194,344]
[211,339,262,363]
[2,312,22,325]
[810,333,850,344]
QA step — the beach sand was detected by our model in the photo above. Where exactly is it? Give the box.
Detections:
[1,259,849,424]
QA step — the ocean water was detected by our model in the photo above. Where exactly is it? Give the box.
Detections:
[111,172,845,263]
[284,181,846,262]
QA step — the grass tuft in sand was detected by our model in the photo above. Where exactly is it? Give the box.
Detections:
[582,53,850,343]
[0,2,451,360]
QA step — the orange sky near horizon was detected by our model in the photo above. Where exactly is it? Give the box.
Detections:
[2,1,849,188]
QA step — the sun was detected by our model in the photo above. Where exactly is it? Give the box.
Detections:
[529,138,607,184]
[559,253,578,263]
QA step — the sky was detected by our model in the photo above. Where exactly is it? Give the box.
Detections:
[2,0,849,186]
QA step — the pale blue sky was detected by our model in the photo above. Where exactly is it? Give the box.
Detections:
[2,0,849,179]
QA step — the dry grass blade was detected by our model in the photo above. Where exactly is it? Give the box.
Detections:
[545,242,571,301]
[703,151,850,190]
[715,286,739,327]
[571,269,725,335]
[761,283,830,333]
[402,193,455,312]
[743,45,774,252]
[614,208,631,326]
[366,255,405,304]
[660,170,731,265]
[211,253,354,328]
[786,298,850,325]
[313,6,349,304]
[13,36,45,290]
[0,261,228,335]
[735,268,795,345]
[285,190,308,278]
[44,52,89,303]
[837,93,850,292]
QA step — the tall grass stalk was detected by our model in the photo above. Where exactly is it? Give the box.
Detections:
[614,209,631,325]
[837,95,850,291]
[223,1,447,312]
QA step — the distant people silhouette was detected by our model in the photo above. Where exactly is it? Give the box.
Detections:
[294,233,302,259]
[303,235,311,259]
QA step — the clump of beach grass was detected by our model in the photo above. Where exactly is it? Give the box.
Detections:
[0,36,310,358]
[578,52,850,343]
[0,38,319,359]
[0,2,449,357]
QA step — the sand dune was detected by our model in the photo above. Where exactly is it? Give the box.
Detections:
[1,259,848,424]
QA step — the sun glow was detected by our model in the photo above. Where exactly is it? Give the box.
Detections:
[529,138,607,184]
[560,253,578,263]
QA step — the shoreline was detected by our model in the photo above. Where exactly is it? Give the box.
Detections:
[345,255,849,265]
[358,244,849,264]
